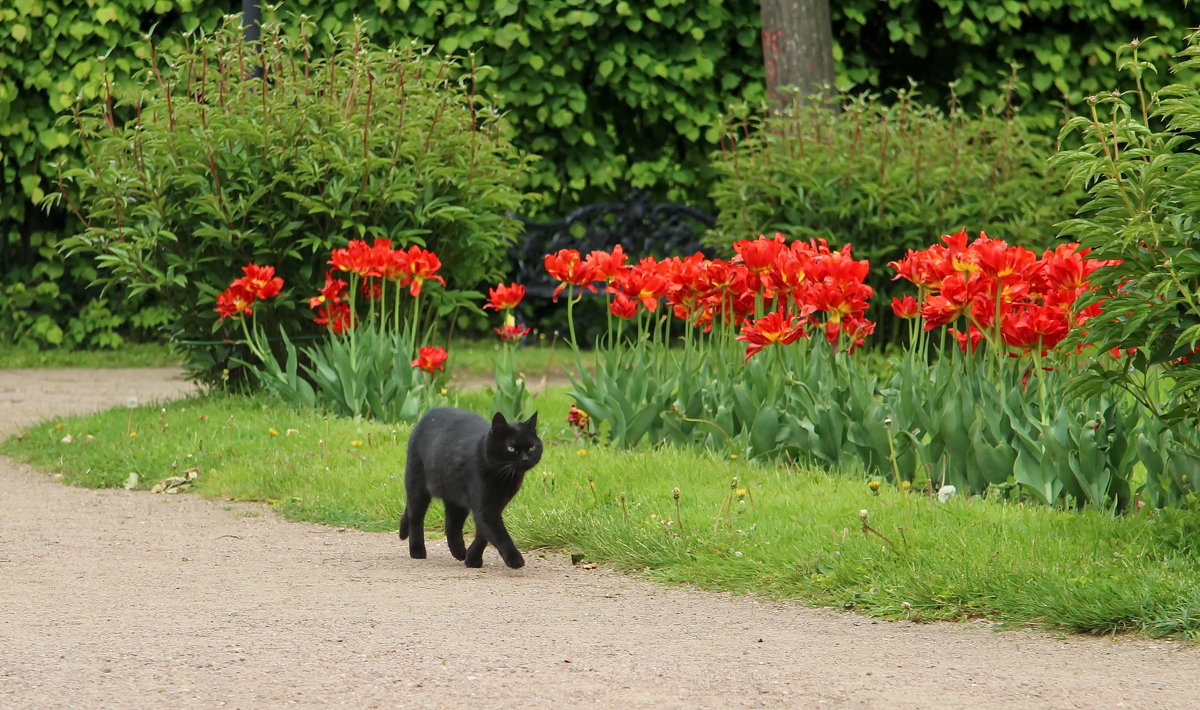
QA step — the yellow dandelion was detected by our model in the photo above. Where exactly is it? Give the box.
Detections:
[868,480,881,492]
[54,423,63,431]
[129,432,138,438]
[440,388,448,396]
[577,449,588,457]
[351,440,363,447]
[736,488,747,497]
[901,480,911,491]
[729,454,739,460]
[268,428,280,437]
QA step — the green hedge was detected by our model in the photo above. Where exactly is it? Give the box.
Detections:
[2,0,1194,350]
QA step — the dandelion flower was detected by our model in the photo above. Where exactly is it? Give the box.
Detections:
[577,449,588,457]
[269,428,280,437]
[351,440,363,448]
[868,480,881,493]
[129,432,138,439]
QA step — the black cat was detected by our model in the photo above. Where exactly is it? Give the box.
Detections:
[399,408,541,568]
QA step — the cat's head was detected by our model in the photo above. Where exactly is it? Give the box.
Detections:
[487,412,542,470]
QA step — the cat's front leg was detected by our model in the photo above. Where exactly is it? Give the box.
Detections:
[464,535,487,568]
[474,511,525,569]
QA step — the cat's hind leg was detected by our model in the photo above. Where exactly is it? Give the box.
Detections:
[404,489,431,559]
[401,449,431,558]
[444,502,469,561]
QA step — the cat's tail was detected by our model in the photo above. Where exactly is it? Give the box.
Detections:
[398,508,410,539]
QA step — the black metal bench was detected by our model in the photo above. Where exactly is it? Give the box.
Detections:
[506,190,716,342]
[509,189,716,299]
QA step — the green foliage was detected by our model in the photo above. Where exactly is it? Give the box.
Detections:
[1,0,227,350]
[1052,35,1200,458]
[7,0,1194,351]
[707,87,1080,342]
[0,225,167,349]
[9,391,1200,638]
[830,0,1187,133]
[52,16,530,384]
[304,0,768,210]
[571,324,1159,511]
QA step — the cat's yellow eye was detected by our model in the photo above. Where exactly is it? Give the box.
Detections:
[506,445,516,453]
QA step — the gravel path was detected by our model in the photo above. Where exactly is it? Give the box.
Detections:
[1,368,1198,709]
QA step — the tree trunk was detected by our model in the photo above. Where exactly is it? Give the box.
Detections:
[760,0,836,107]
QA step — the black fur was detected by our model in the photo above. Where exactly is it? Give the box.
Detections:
[399,408,541,569]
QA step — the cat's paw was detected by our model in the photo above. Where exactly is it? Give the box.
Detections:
[464,556,483,568]
[504,554,525,569]
[448,544,467,561]
[409,546,427,559]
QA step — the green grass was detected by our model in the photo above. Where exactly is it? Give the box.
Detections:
[445,337,575,381]
[5,389,1200,639]
[0,342,180,368]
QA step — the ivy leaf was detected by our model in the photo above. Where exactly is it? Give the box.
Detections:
[495,0,519,19]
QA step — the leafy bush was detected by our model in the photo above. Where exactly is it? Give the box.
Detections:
[51,16,531,384]
[1053,34,1200,470]
[707,86,1081,343]
[9,1,1193,352]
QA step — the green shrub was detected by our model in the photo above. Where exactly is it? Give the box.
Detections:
[706,85,1081,343]
[0,223,169,349]
[1053,34,1200,467]
[8,1,1193,352]
[51,16,532,384]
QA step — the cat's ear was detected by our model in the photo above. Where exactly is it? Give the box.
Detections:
[491,412,508,428]
[524,412,538,429]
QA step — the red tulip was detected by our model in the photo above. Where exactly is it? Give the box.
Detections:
[309,270,349,310]
[891,295,919,319]
[736,311,807,362]
[329,239,381,278]
[232,264,284,300]
[313,300,354,334]
[544,249,598,300]
[412,345,448,373]
[485,283,526,311]
[494,324,531,342]
[398,246,445,297]
[214,284,255,321]
[609,292,639,319]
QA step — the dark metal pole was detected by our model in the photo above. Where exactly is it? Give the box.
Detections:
[242,0,260,45]
[242,0,262,78]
